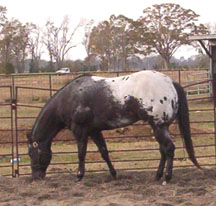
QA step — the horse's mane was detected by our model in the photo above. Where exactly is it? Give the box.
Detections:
[49,73,93,101]
[56,73,93,92]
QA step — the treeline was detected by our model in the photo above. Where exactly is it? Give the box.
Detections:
[0,4,214,74]
[22,54,209,73]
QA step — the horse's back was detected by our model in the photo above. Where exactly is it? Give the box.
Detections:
[91,71,179,125]
[101,71,177,104]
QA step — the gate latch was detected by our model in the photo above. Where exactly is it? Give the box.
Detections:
[11,99,17,110]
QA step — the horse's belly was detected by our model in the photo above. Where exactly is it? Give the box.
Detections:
[93,114,138,130]
[107,117,137,129]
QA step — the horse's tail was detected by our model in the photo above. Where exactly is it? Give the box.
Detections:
[173,82,201,169]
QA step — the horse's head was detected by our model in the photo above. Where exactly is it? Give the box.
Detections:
[27,132,52,180]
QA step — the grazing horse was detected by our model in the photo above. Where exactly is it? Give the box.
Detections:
[27,70,200,183]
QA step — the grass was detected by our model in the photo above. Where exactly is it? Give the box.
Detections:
[188,100,215,131]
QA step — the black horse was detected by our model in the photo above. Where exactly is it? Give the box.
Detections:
[27,70,200,183]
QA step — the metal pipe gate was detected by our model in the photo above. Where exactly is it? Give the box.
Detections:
[0,71,216,177]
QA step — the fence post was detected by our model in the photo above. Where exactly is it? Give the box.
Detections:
[209,45,216,164]
[12,87,19,177]
[49,74,52,97]
[9,86,15,177]
[178,70,181,84]
[11,75,15,99]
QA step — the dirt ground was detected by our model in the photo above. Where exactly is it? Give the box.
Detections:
[0,168,216,206]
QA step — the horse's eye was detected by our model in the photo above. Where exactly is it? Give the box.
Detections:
[32,142,38,148]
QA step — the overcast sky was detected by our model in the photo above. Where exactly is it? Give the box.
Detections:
[1,0,216,60]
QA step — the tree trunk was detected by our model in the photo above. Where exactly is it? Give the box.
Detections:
[162,56,170,69]
[48,53,54,71]
[121,55,127,71]
[16,60,22,73]
[21,59,25,73]
[101,56,108,71]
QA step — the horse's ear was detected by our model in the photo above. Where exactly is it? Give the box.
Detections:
[26,131,32,143]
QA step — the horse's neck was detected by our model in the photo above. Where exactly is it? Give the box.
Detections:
[32,104,64,143]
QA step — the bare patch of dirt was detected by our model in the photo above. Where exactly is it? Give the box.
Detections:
[0,168,216,206]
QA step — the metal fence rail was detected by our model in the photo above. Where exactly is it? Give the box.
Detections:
[0,70,216,177]
[186,71,212,97]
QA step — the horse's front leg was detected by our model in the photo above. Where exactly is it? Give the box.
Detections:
[154,126,175,184]
[90,131,117,179]
[73,127,88,181]
[77,137,88,181]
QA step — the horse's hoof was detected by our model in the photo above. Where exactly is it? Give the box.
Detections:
[112,174,117,180]
[155,173,163,181]
[76,176,83,182]
[76,172,84,182]
[111,170,117,179]
[155,176,162,181]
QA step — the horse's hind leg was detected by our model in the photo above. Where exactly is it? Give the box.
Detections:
[153,125,175,183]
[90,131,117,178]
[155,145,167,181]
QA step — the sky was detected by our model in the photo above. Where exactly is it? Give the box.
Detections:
[0,0,216,60]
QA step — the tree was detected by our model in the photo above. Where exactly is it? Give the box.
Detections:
[82,19,94,69]
[136,3,208,69]
[28,25,44,73]
[43,16,82,71]
[43,20,55,71]
[88,20,111,70]
[12,22,34,73]
[83,19,94,57]
[194,54,209,68]
[0,6,8,71]
[0,19,13,65]
[0,18,33,73]
[109,15,137,71]
[0,19,23,71]
[88,15,136,71]
[4,62,15,74]
[0,6,6,26]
